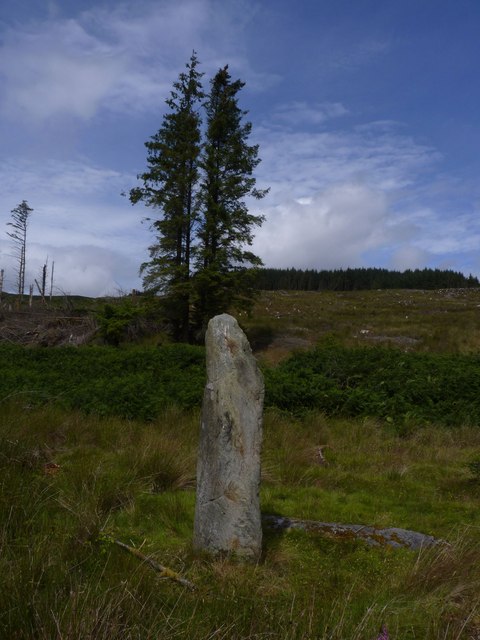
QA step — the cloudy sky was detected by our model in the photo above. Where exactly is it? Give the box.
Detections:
[1,0,479,296]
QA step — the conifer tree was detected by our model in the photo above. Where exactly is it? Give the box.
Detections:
[7,200,33,297]
[131,58,267,341]
[130,52,203,340]
[193,65,268,332]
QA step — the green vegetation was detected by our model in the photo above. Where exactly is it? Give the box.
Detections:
[265,342,480,426]
[1,288,479,638]
[130,55,266,340]
[0,403,479,639]
[130,52,204,341]
[0,343,205,420]
[95,296,167,346]
[2,337,480,427]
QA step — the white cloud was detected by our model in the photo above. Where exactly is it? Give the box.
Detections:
[1,235,146,298]
[5,243,140,298]
[0,15,166,121]
[248,116,480,277]
[391,246,431,271]
[0,159,125,200]
[0,0,277,124]
[254,121,441,206]
[253,183,390,269]
[38,245,140,297]
[247,118,447,271]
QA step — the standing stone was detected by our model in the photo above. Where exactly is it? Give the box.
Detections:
[193,314,264,560]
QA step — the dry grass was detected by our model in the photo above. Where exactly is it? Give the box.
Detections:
[240,288,480,364]
[1,402,479,638]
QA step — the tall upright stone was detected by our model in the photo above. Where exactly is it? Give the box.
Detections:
[193,314,264,560]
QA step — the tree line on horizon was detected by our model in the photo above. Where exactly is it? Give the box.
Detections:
[256,266,479,291]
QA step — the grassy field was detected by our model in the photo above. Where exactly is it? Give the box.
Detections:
[1,289,480,638]
[243,288,480,363]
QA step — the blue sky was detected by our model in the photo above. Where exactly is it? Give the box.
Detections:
[1,0,479,296]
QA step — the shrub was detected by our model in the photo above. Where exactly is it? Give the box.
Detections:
[265,343,480,426]
[0,343,205,419]
[2,341,480,426]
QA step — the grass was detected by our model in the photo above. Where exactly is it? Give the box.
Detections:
[1,287,480,637]
[1,401,479,639]
[242,288,480,363]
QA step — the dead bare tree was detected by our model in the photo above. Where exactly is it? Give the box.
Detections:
[50,261,55,303]
[41,261,47,298]
[0,268,4,301]
[7,201,33,299]
[35,260,48,304]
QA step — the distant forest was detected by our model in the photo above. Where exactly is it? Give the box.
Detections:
[256,267,479,291]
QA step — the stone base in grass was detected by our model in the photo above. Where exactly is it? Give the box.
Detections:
[263,514,446,550]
